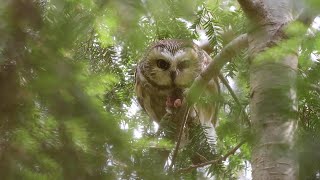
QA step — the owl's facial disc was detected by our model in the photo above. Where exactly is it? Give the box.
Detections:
[145,47,199,89]
[171,48,199,87]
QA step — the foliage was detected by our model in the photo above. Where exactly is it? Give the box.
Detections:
[0,0,128,179]
[0,0,320,179]
[297,31,320,179]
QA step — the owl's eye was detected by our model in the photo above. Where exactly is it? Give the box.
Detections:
[156,59,170,70]
[177,61,190,70]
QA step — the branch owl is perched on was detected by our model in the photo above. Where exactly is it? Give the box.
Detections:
[135,39,219,129]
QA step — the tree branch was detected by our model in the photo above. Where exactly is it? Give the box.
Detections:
[168,102,191,171]
[218,74,251,126]
[218,74,241,106]
[176,140,246,173]
[187,34,248,104]
[237,0,265,23]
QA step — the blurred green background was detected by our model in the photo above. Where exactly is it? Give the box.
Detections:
[0,0,320,179]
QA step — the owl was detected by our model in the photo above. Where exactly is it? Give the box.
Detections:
[135,39,219,132]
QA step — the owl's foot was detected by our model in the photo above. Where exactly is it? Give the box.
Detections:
[166,97,174,107]
[173,99,182,107]
[166,97,182,108]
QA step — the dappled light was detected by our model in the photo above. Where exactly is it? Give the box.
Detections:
[0,0,320,179]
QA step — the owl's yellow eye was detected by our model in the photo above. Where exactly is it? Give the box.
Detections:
[156,59,170,70]
[177,61,190,69]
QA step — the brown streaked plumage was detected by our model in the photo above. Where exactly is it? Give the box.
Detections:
[135,39,219,133]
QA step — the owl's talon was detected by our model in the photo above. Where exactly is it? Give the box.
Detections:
[166,97,174,107]
[166,100,173,107]
[174,99,182,108]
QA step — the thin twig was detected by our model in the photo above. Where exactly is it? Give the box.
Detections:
[218,74,241,106]
[218,74,251,126]
[168,102,191,171]
[176,140,246,173]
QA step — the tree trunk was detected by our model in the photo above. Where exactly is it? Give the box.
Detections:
[238,0,299,179]
[250,57,298,179]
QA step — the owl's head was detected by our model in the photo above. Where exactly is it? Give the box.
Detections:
[139,40,202,89]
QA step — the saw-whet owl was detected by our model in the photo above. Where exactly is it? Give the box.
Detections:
[135,39,219,130]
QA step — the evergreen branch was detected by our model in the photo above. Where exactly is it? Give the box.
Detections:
[169,102,191,171]
[199,7,223,55]
[218,74,251,126]
[176,140,246,173]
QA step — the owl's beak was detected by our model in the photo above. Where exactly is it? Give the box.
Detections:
[170,71,177,81]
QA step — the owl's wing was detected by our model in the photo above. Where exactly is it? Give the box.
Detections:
[195,79,220,126]
[195,51,220,126]
[135,66,166,122]
[135,68,146,112]
[193,51,220,143]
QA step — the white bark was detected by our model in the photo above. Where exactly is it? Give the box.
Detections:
[238,0,299,179]
[250,57,298,179]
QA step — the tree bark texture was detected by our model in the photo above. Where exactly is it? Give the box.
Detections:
[239,0,299,179]
[250,58,298,180]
